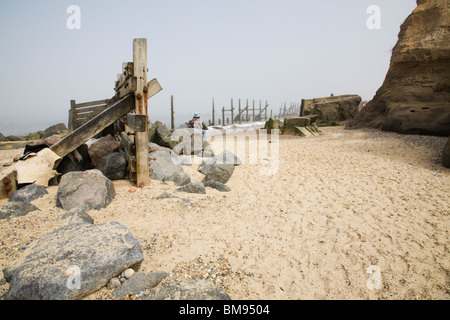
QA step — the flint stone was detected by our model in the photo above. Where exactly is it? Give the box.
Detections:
[203,164,235,184]
[112,271,168,299]
[0,201,39,220]
[56,169,116,211]
[203,180,230,192]
[198,151,241,175]
[167,172,191,186]
[8,184,48,203]
[88,135,121,166]
[149,151,183,181]
[174,182,206,194]
[141,279,231,300]
[60,208,94,225]
[96,152,127,181]
[2,221,144,300]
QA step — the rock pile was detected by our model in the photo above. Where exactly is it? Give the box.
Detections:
[1,122,237,300]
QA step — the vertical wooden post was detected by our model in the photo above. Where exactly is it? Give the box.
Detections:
[238,99,242,124]
[246,99,249,122]
[252,100,255,122]
[231,99,234,124]
[171,95,175,130]
[212,97,215,126]
[222,107,225,127]
[259,100,262,121]
[133,38,151,188]
[265,100,268,121]
[70,100,76,132]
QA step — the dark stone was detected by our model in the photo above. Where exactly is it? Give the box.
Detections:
[167,172,191,186]
[88,135,121,167]
[2,222,144,300]
[174,182,206,194]
[141,280,231,300]
[112,271,168,299]
[203,164,235,184]
[96,152,127,181]
[204,180,231,192]
[8,184,48,203]
[0,201,39,220]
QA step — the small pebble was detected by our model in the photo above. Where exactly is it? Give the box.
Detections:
[124,268,135,279]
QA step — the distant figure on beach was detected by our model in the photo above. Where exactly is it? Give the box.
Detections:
[188,113,206,139]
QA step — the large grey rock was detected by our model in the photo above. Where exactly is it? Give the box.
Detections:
[8,184,48,203]
[112,271,168,299]
[141,280,231,300]
[203,164,235,184]
[174,182,206,194]
[198,151,241,175]
[2,222,144,300]
[96,152,127,181]
[56,169,116,211]
[0,201,39,220]
[149,151,183,181]
[167,172,191,186]
[88,135,121,166]
[149,122,179,149]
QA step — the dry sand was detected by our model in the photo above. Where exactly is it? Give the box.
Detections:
[0,126,449,300]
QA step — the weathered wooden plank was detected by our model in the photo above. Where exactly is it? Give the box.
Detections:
[146,78,162,99]
[133,38,151,188]
[115,62,134,92]
[50,94,135,158]
[75,105,107,115]
[116,76,137,100]
[74,99,110,109]
[70,100,77,132]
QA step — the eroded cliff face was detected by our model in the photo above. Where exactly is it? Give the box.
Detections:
[347,0,450,136]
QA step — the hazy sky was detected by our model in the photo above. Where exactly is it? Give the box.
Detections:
[0,0,417,135]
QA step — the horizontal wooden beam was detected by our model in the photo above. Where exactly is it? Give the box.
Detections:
[74,99,110,109]
[51,94,135,158]
[75,105,107,115]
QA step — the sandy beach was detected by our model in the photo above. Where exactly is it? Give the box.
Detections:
[0,126,449,300]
